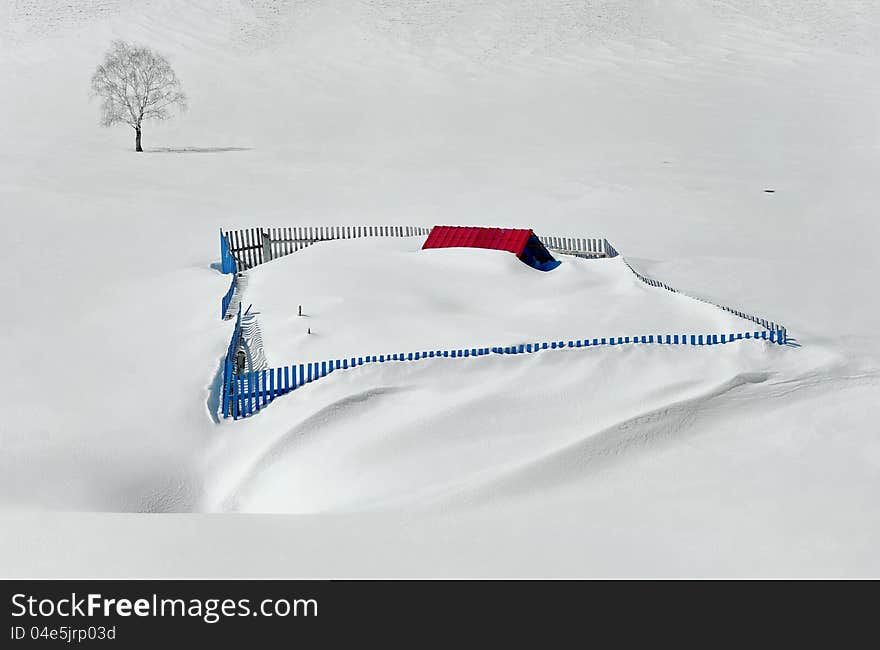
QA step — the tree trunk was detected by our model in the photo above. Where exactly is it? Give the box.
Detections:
[135,126,143,152]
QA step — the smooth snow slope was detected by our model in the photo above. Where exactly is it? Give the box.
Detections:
[1,1,879,577]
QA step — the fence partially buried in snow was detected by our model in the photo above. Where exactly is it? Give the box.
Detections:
[216,226,620,317]
[221,226,617,272]
[223,330,787,419]
[215,225,791,419]
[221,225,432,270]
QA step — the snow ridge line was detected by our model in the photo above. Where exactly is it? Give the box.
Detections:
[619,256,787,340]
[223,331,787,420]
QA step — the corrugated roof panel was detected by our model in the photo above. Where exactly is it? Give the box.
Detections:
[422,226,533,255]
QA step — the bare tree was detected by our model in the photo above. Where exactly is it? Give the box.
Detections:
[90,40,187,152]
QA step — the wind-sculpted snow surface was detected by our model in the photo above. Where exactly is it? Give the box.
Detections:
[2,1,880,577]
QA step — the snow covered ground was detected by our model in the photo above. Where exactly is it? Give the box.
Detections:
[1,0,879,577]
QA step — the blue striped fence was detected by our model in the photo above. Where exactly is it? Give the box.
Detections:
[225,328,787,419]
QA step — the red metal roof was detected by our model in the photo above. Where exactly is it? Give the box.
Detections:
[422,226,533,256]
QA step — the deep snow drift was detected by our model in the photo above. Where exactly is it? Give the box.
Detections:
[1,1,879,577]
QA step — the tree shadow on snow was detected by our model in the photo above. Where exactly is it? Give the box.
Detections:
[147,146,253,153]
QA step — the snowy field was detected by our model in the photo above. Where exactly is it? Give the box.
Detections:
[1,0,879,578]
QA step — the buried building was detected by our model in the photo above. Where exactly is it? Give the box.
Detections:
[421,226,561,271]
